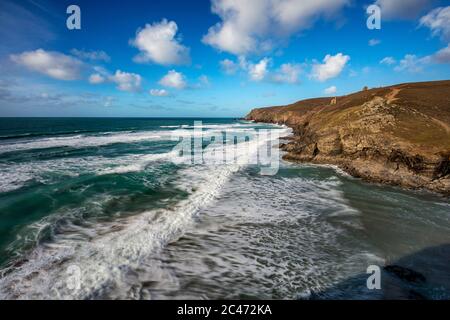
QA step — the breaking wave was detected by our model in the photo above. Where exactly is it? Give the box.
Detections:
[0,124,288,299]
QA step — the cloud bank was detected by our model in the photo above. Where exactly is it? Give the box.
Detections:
[10,49,83,80]
[202,0,349,55]
[375,0,432,20]
[420,6,450,41]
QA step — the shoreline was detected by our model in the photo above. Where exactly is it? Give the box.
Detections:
[270,120,450,197]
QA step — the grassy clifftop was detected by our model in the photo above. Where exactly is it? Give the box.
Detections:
[246,80,450,195]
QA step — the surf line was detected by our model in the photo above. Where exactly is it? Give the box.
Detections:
[177,304,211,318]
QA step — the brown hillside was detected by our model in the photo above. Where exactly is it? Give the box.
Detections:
[246,80,450,195]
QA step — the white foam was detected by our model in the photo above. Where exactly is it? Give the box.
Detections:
[137,167,369,299]
[0,149,179,192]
[161,122,274,130]
[0,124,290,193]
[0,125,284,299]
[0,131,164,154]
[0,168,35,193]
[0,121,285,155]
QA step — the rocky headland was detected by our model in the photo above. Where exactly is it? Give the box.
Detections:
[246,80,450,195]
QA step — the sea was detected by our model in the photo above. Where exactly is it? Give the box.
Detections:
[0,117,449,299]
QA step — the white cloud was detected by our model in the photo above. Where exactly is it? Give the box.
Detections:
[420,6,450,41]
[202,0,349,55]
[220,58,238,74]
[311,53,350,81]
[248,58,270,81]
[159,70,187,89]
[10,49,82,80]
[219,56,303,84]
[238,56,250,70]
[375,0,432,20]
[92,66,109,76]
[432,44,450,63]
[368,39,381,46]
[272,0,349,31]
[70,49,110,62]
[88,67,143,92]
[88,73,105,84]
[394,54,430,73]
[109,70,142,92]
[220,57,302,84]
[388,46,450,72]
[131,19,190,65]
[380,56,396,65]
[272,63,302,83]
[324,85,337,95]
[149,89,169,97]
[202,0,269,55]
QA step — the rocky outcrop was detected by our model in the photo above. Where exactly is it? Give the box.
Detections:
[246,80,450,195]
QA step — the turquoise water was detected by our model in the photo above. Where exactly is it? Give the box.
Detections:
[0,118,449,299]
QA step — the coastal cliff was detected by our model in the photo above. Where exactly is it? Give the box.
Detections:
[246,80,450,195]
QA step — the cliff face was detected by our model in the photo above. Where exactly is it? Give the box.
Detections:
[246,80,450,195]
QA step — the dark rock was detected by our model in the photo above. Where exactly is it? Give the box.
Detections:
[434,154,450,179]
[384,265,426,284]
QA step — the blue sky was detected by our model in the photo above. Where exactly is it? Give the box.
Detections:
[0,0,449,117]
